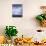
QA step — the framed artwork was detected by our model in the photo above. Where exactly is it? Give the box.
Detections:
[12,4,23,17]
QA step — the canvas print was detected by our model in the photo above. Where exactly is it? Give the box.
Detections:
[12,4,23,17]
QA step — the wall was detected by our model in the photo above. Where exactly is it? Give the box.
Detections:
[0,0,46,37]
